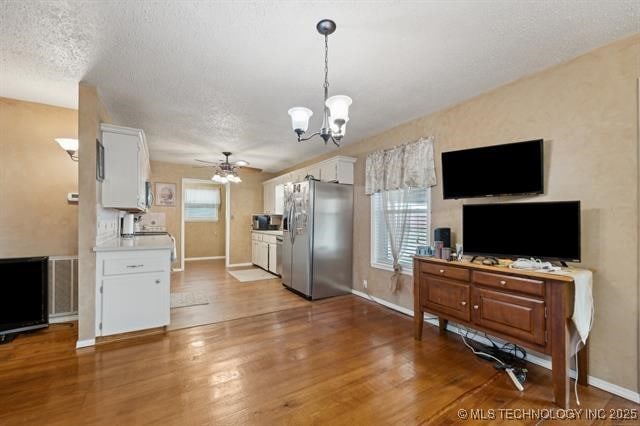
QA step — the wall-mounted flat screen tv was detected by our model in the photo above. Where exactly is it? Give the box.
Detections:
[463,201,581,262]
[442,139,544,199]
[0,257,48,338]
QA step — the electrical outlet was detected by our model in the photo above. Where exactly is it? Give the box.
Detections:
[363,279,368,289]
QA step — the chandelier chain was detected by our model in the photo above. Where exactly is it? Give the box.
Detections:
[323,34,329,89]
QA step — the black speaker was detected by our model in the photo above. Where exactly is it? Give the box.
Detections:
[434,228,451,248]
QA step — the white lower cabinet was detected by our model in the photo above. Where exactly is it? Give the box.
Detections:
[251,232,279,274]
[268,243,277,273]
[96,249,171,337]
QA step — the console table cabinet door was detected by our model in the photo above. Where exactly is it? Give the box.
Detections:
[421,275,471,321]
[472,287,546,346]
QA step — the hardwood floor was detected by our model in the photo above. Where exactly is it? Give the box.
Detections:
[0,296,636,425]
[169,259,309,330]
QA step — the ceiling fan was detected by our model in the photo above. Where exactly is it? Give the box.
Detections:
[195,152,258,184]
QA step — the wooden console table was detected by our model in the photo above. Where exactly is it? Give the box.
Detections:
[413,256,588,408]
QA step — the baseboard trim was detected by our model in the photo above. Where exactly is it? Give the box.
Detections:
[350,289,640,404]
[49,314,78,323]
[227,262,252,268]
[75,338,95,349]
[185,256,225,261]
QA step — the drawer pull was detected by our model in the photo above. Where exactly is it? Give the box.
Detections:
[473,305,479,310]
[439,269,445,274]
[127,264,144,268]
[500,280,507,285]
[155,279,160,284]
[460,301,467,306]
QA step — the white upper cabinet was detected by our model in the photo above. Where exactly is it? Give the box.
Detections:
[319,157,355,184]
[274,184,284,214]
[262,156,356,213]
[263,181,276,214]
[101,124,150,212]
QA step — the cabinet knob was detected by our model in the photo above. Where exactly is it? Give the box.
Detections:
[155,279,160,284]
[473,305,479,310]
[460,301,467,306]
[500,280,507,285]
[439,269,445,274]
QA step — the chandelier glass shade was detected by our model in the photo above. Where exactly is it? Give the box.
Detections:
[287,19,352,147]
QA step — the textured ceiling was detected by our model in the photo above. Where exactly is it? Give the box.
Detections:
[2,1,639,172]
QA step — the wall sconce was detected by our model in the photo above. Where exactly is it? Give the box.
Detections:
[54,138,79,161]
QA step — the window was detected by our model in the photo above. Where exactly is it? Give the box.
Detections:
[184,187,221,222]
[371,187,430,274]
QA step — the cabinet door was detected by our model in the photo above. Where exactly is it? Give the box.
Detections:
[472,287,546,346]
[101,273,169,336]
[263,182,274,213]
[274,184,285,214]
[320,161,338,182]
[137,140,146,210]
[251,241,258,265]
[268,243,277,273]
[420,274,470,321]
[260,242,270,270]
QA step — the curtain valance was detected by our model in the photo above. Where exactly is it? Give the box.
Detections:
[365,136,436,195]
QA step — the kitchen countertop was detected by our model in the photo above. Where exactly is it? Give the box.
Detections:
[94,235,174,252]
[251,230,283,235]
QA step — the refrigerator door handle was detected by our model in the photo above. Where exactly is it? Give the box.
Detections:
[289,204,296,244]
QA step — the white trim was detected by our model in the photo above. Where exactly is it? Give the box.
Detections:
[75,338,95,349]
[185,256,225,261]
[49,314,78,323]
[227,262,252,268]
[350,289,640,404]
[171,268,184,272]
[225,182,231,268]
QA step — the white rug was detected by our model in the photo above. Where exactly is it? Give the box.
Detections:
[170,292,211,309]
[228,268,277,282]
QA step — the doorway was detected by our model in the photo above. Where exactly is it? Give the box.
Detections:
[180,178,228,268]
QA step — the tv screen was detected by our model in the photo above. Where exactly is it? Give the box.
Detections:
[442,139,543,199]
[0,257,48,335]
[463,202,581,262]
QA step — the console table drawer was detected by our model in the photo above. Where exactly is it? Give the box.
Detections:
[421,275,471,321]
[420,262,470,282]
[473,271,544,297]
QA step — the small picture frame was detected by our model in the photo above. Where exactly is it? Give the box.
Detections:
[155,182,177,207]
[96,139,105,182]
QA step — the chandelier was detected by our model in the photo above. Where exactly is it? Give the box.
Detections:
[287,19,352,147]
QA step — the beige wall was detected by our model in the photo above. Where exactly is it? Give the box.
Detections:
[184,182,225,258]
[150,161,272,266]
[0,98,78,257]
[277,35,640,392]
[77,84,111,342]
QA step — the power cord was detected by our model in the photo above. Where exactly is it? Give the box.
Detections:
[459,325,528,391]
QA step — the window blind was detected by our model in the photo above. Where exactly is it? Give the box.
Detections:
[184,187,221,221]
[371,187,430,271]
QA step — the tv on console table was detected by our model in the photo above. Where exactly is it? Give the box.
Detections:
[412,256,587,409]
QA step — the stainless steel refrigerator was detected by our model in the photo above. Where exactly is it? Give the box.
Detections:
[282,179,353,300]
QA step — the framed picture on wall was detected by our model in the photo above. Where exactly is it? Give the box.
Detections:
[96,139,105,182]
[155,182,177,207]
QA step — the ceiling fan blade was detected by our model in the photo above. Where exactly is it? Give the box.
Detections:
[234,160,250,167]
[239,166,263,173]
[192,165,211,168]
[195,159,217,164]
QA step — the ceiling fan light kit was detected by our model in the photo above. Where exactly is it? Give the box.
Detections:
[287,19,352,147]
[196,152,248,184]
